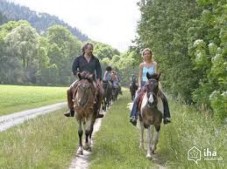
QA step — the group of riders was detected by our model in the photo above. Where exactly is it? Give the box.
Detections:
[64,42,171,126]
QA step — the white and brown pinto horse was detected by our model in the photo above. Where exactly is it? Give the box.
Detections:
[73,71,96,155]
[138,73,163,159]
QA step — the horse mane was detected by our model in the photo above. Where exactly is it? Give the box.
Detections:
[77,71,94,82]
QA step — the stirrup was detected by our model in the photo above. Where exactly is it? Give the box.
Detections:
[163,117,171,124]
[96,114,104,118]
[64,110,74,117]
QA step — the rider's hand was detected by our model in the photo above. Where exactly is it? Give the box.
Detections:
[97,79,102,86]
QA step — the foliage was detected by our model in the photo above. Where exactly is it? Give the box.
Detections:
[136,0,226,121]
[188,0,227,120]
[136,0,202,102]
[45,25,82,85]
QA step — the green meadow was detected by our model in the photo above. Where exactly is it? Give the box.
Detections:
[0,87,225,168]
[89,89,226,169]
[0,85,67,115]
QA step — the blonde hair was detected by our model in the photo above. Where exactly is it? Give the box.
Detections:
[141,48,154,62]
[141,48,152,56]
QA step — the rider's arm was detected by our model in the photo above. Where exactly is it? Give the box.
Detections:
[72,57,80,75]
[138,63,143,88]
[154,61,158,73]
[95,59,102,81]
[103,71,108,81]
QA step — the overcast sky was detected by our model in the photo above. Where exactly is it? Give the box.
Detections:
[8,0,141,52]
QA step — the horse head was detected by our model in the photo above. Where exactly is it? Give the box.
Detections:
[74,71,95,108]
[130,79,138,101]
[144,72,161,108]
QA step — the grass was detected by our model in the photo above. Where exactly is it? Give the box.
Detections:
[0,85,67,115]
[0,110,78,169]
[158,99,227,169]
[90,89,226,169]
[0,87,225,169]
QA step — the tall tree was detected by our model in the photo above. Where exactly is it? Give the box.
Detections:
[2,20,39,83]
[137,0,201,102]
[46,25,82,85]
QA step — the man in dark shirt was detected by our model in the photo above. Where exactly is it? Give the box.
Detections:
[64,43,104,118]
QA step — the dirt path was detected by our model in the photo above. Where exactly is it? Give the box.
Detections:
[0,102,66,132]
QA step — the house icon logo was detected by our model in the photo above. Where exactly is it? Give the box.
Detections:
[188,146,201,164]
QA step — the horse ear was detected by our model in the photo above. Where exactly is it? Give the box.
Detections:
[146,72,151,79]
[88,74,93,81]
[77,72,82,80]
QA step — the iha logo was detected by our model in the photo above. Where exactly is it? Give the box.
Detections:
[204,148,217,158]
[188,146,201,164]
[203,148,223,161]
[188,146,223,163]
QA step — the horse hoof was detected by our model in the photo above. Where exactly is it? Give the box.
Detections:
[146,154,152,159]
[83,144,91,151]
[150,146,156,154]
[77,148,83,155]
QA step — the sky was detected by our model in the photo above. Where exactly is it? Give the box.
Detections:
[8,0,141,52]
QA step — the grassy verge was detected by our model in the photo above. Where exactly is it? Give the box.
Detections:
[0,85,67,115]
[90,89,226,169]
[0,110,78,169]
[158,99,227,169]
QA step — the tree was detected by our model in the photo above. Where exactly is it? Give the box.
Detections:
[46,25,82,85]
[136,0,201,102]
[2,20,39,83]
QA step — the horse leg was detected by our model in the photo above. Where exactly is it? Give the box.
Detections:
[102,97,106,111]
[77,121,83,155]
[83,119,92,151]
[146,125,152,159]
[139,120,145,149]
[151,125,161,154]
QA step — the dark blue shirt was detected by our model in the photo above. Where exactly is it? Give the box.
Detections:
[72,55,102,80]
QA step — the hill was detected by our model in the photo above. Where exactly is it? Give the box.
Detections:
[0,0,89,41]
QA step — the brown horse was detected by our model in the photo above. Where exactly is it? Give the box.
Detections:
[130,79,138,101]
[72,71,97,155]
[138,73,163,159]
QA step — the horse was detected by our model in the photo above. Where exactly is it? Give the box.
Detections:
[112,84,120,101]
[72,71,97,155]
[138,72,163,159]
[130,79,138,101]
[102,80,112,111]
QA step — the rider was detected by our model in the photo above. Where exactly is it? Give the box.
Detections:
[64,42,104,118]
[131,74,137,84]
[111,70,122,94]
[129,48,171,126]
[103,66,113,87]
